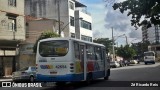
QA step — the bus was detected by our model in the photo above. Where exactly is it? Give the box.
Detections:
[36,37,110,84]
[144,51,155,64]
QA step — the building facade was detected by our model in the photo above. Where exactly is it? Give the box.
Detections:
[0,0,25,76]
[25,0,93,42]
[18,17,61,69]
[142,25,160,44]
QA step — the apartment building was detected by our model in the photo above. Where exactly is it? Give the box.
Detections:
[25,0,93,42]
[142,25,160,44]
[0,0,25,76]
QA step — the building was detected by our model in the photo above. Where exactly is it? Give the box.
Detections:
[0,0,25,76]
[25,0,93,42]
[142,24,160,61]
[18,16,61,69]
[142,25,160,44]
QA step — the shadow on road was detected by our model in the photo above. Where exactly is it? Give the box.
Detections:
[40,79,107,90]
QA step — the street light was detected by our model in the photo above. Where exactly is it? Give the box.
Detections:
[112,28,128,61]
[59,17,83,36]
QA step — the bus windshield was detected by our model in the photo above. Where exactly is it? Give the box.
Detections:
[144,52,154,56]
[39,40,69,57]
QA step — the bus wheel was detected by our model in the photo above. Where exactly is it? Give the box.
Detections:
[104,76,109,80]
[104,69,110,80]
[85,73,93,85]
[29,76,34,82]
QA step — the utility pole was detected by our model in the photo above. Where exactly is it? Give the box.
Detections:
[57,0,61,36]
[125,35,128,45]
[112,27,115,61]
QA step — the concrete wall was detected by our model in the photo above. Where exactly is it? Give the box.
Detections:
[26,19,58,44]
[25,0,70,37]
[0,0,25,40]
[18,54,36,69]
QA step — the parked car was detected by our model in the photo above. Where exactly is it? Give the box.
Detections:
[12,66,36,82]
[129,60,138,64]
[119,60,125,67]
[110,61,120,68]
[123,60,130,66]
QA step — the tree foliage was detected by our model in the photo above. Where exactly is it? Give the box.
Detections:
[116,45,136,60]
[93,38,113,53]
[33,31,60,53]
[112,0,160,29]
[131,41,150,56]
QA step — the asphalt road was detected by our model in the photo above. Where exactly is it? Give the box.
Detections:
[0,62,160,90]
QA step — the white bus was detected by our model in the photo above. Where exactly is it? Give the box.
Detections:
[36,38,110,84]
[144,51,155,64]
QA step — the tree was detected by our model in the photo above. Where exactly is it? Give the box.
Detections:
[131,41,150,57]
[112,0,160,29]
[33,31,60,53]
[116,45,136,60]
[93,38,113,53]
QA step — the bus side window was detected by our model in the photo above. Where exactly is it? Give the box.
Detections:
[86,45,95,61]
[94,47,102,61]
[74,42,80,60]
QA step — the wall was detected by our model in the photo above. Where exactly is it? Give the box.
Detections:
[25,0,70,37]
[0,0,25,40]
[26,19,57,44]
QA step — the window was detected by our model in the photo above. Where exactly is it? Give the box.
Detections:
[81,20,92,30]
[81,35,92,42]
[39,40,69,57]
[71,33,75,38]
[74,42,80,60]
[95,47,102,60]
[8,0,16,7]
[70,16,74,26]
[69,1,74,10]
[8,16,16,31]
[86,45,96,60]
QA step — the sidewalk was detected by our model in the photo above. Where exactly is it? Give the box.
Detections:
[0,76,12,82]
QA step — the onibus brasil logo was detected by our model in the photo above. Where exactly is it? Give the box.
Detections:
[2,82,42,87]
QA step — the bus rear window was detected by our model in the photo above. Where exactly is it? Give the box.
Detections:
[39,40,69,57]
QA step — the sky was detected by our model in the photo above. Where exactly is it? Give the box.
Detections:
[79,0,142,46]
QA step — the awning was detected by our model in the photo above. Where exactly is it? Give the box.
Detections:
[0,40,21,50]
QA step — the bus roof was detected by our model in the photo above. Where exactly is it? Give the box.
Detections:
[144,51,155,53]
[39,37,105,47]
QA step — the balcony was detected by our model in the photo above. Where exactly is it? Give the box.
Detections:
[75,8,91,16]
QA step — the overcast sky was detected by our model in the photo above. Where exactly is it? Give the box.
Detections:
[79,0,142,46]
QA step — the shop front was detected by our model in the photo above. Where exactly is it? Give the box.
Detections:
[0,40,19,77]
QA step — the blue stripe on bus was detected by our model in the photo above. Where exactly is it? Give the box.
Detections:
[36,71,106,82]
[36,73,84,82]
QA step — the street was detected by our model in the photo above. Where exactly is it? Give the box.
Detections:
[0,62,160,90]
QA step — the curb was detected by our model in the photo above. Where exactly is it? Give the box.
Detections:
[0,79,12,82]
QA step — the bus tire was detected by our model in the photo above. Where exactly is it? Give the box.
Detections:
[29,76,34,83]
[145,62,147,65]
[85,73,93,85]
[104,69,110,80]
[104,76,109,80]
